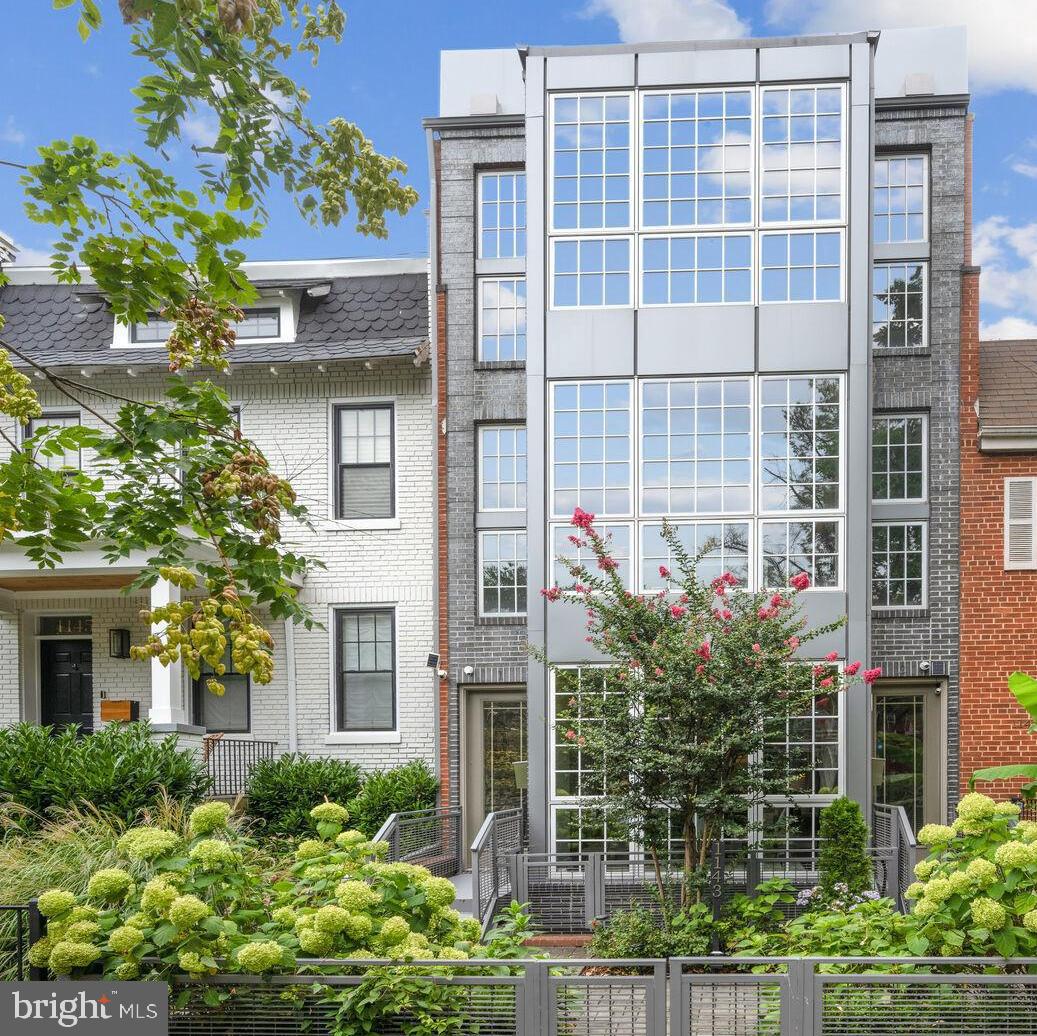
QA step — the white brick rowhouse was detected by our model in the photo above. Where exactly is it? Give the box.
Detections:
[0,259,437,770]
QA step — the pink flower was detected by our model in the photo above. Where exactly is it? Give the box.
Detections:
[696,642,712,661]
[574,583,588,594]
[571,507,595,530]
[654,667,664,677]
[723,572,739,586]
[758,606,777,620]
[771,593,790,609]
[789,572,811,591]
[659,565,671,579]
[540,586,561,602]
[825,651,838,663]
[670,604,687,619]
[819,677,834,689]
[812,665,825,677]
[564,729,576,741]
[577,735,586,746]
[752,643,762,653]
[598,556,618,571]
[845,661,861,676]
[568,535,586,547]
[719,608,733,621]
[786,635,800,650]
[695,664,706,677]
[863,667,883,685]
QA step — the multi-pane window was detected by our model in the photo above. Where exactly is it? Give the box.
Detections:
[552,237,632,308]
[641,378,752,514]
[763,669,840,795]
[336,609,395,731]
[872,523,925,607]
[479,530,527,617]
[873,156,927,244]
[552,94,631,231]
[479,426,526,511]
[872,263,925,349]
[479,172,526,259]
[552,523,632,589]
[760,85,843,223]
[641,234,752,305]
[640,521,750,591]
[641,89,752,228]
[760,231,841,302]
[193,645,249,733]
[761,519,840,589]
[551,381,632,517]
[334,404,393,520]
[131,306,280,344]
[479,278,527,361]
[27,412,81,470]
[872,415,926,502]
[759,377,841,511]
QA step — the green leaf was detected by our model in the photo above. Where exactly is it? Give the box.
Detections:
[969,764,1037,790]
[76,15,90,41]
[906,933,929,955]
[1008,671,1037,723]
[993,929,1018,957]
[151,922,177,947]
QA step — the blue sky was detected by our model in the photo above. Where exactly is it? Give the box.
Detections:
[2,0,1036,336]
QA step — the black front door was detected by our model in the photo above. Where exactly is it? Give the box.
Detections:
[40,640,93,732]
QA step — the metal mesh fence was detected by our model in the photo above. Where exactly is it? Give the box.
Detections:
[683,978,784,1036]
[472,808,524,927]
[381,808,462,877]
[552,968,664,1036]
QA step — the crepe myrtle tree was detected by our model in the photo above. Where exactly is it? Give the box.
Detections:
[0,0,418,696]
[537,509,881,908]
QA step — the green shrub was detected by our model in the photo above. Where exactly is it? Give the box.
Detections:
[245,754,363,839]
[817,797,873,898]
[346,760,439,837]
[0,723,209,831]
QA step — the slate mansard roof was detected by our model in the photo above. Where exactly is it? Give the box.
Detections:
[0,258,429,368]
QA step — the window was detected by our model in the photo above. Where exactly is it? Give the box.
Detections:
[552,522,632,589]
[552,94,631,231]
[193,645,249,733]
[26,412,81,470]
[872,522,926,607]
[763,668,840,794]
[641,234,752,305]
[131,306,281,344]
[479,530,527,617]
[874,156,927,244]
[478,278,526,361]
[551,381,632,517]
[872,415,926,502]
[641,378,752,514]
[872,263,926,349]
[336,609,395,731]
[1005,478,1037,570]
[479,425,526,511]
[641,89,752,228]
[552,237,632,308]
[479,171,526,259]
[760,231,841,302]
[334,405,393,520]
[761,519,840,589]
[640,521,750,591]
[759,377,841,512]
[760,85,843,223]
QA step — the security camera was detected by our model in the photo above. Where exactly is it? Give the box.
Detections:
[918,660,931,673]
[437,668,448,679]
[462,665,475,676]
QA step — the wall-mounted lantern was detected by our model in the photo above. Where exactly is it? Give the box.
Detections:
[109,628,131,659]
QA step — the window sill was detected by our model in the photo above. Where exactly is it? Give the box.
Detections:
[475,360,526,372]
[325,731,401,745]
[872,607,930,620]
[477,615,527,626]
[321,519,401,532]
[873,347,930,358]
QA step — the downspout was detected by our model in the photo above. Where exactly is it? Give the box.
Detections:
[284,618,298,753]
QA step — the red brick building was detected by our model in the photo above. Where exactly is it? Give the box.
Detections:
[960,274,1037,796]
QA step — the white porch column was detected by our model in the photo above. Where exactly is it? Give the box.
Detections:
[148,577,187,725]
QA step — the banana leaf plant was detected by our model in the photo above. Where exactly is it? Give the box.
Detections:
[969,671,1037,800]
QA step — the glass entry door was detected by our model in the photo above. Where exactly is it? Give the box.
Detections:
[465,691,527,849]
[873,686,942,832]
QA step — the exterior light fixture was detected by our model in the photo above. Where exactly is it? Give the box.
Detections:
[109,628,131,659]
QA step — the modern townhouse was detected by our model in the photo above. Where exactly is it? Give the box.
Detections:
[427,25,969,858]
[0,259,438,776]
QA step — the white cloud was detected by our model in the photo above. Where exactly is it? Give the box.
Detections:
[974,216,1037,322]
[765,0,1037,94]
[584,0,749,43]
[181,112,219,148]
[980,316,1037,340]
[0,229,51,266]
[1010,160,1037,180]
[0,116,25,146]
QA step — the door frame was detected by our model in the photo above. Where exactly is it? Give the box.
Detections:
[871,679,947,830]
[39,635,94,732]
[461,685,527,857]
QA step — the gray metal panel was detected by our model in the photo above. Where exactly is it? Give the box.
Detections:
[525,55,545,119]
[875,242,931,262]
[873,26,969,99]
[758,304,848,371]
[872,501,929,521]
[545,598,613,664]
[799,592,850,658]
[475,510,528,530]
[637,48,757,87]
[545,309,636,378]
[637,306,756,375]
[545,53,636,90]
[759,43,849,82]
[476,257,528,276]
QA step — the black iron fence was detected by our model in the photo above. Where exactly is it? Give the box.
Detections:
[202,736,277,797]
[0,899,43,982]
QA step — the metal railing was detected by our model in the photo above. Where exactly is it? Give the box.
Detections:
[372,807,462,877]
[471,807,525,931]
[872,801,922,910]
[0,900,43,981]
[201,735,277,797]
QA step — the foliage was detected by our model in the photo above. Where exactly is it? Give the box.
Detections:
[970,671,1037,798]
[538,514,878,904]
[345,760,440,838]
[0,0,419,694]
[817,797,873,900]
[0,722,209,831]
[245,754,363,839]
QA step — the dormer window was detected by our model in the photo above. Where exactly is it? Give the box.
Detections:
[129,305,283,344]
